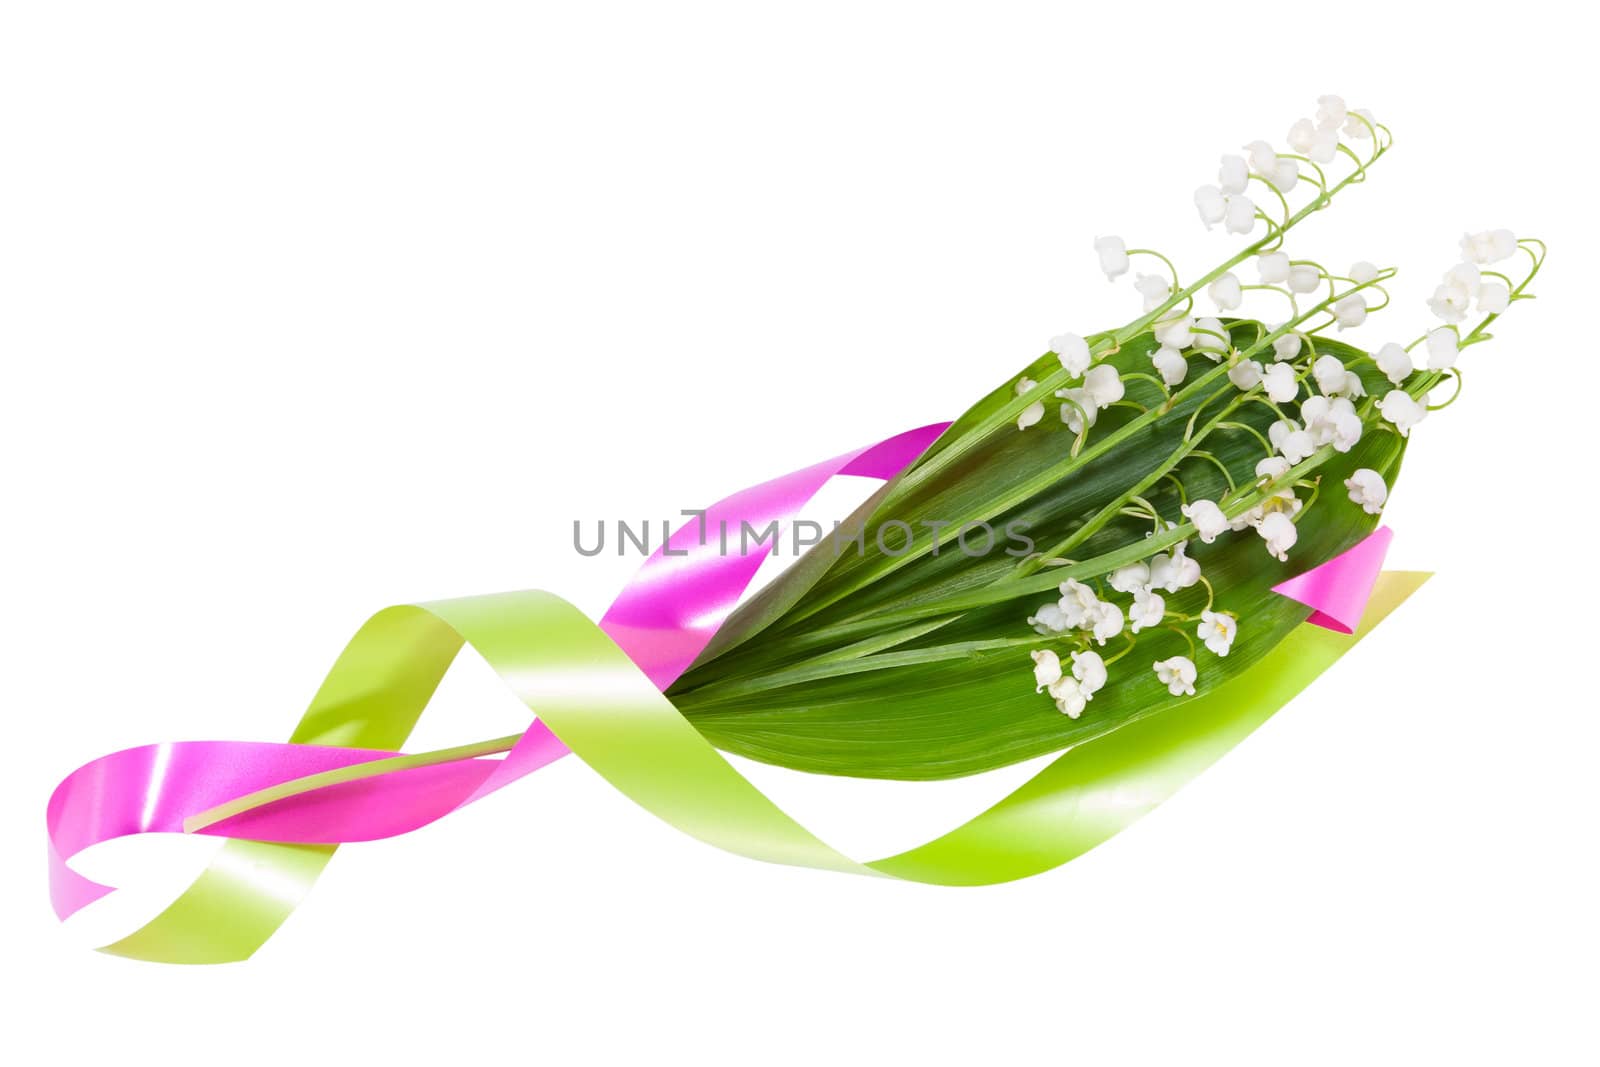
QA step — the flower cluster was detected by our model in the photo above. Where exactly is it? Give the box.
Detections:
[1019,94,1541,720]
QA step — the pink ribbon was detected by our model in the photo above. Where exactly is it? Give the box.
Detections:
[46,423,949,920]
[1271,525,1393,634]
[47,422,1392,925]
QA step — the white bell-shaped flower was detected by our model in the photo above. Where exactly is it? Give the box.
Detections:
[1375,342,1413,385]
[1083,364,1125,408]
[1209,272,1243,311]
[1153,656,1198,697]
[1224,195,1257,235]
[1129,586,1165,634]
[1048,675,1088,718]
[1333,293,1367,329]
[1243,140,1277,176]
[1031,649,1063,691]
[1050,332,1092,376]
[1218,154,1249,196]
[1182,499,1229,543]
[1089,601,1124,646]
[1344,108,1377,138]
[1344,468,1388,514]
[1198,610,1238,656]
[1459,229,1518,264]
[1378,389,1427,436]
[1148,544,1202,593]
[1349,261,1380,284]
[1071,650,1108,697]
[1135,272,1172,311]
[1257,251,1291,285]
[1195,185,1227,229]
[1312,354,1348,396]
[1057,578,1101,629]
[1228,359,1263,390]
[1315,94,1348,130]
[1015,377,1044,430]
[1154,315,1194,349]
[1058,387,1098,434]
[1256,455,1292,480]
[1425,328,1459,370]
[1478,281,1510,314]
[1287,263,1321,293]
[1262,362,1299,403]
[1108,561,1150,594]
[1193,317,1230,359]
[1272,329,1303,362]
[1257,511,1298,562]
[1151,345,1188,387]
[1028,602,1070,634]
[1094,235,1130,280]
[1270,158,1299,193]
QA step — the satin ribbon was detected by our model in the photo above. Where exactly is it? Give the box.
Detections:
[46,422,1423,963]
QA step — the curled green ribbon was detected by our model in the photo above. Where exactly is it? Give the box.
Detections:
[96,573,1425,963]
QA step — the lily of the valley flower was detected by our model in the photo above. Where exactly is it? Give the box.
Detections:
[1047,676,1088,718]
[1058,387,1098,433]
[1148,543,1202,593]
[1378,389,1427,436]
[1478,281,1510,314]
[1219,154,1249,196]
[1154,315,1194,349]
[1083,364,1125,407]
[1050,332,1092,376]
[1195,187,1257,234]
[1333,293,1367,329]
[1129,587,1165,633]
[1198,610,1238,656]
[1028,602,1071,634]
[1460,229,1518,265]
[1262,361,1299,403]
[1182,499,1229,544]
[1153,655,1198,697]
[1287,264,1321,293]
[1425,327,1458,370]
[1300,394,1363,452]
[1094,235,1130,279]
[1312,354,1348,396]
[1271,327,1303,362]
[1057,578,1101,628]
[1349,261,1380,284]
[1151,345,1188,386]
[1375,342,1413,384]
[1287,117,1338,163]
[1089,601,1125,646]
[1031,649,1063,691]
[1108,561,1150,594]
[1257,511,1298,561]
[1270,417,1317,464]
[1015,377,1045,430]
[1316,94,1348,131]
[1257,251,1291,285]
[1209,272,1243,311]
[1228,358,1263,390]
[1071,649,1108,697]
[1344,468,1388,514]
[1135,272,1171,312]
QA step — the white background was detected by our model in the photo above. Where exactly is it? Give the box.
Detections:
[2,2,1594,1063]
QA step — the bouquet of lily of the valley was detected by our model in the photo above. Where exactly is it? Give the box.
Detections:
[47,95,1545,963]
[666,95,1541,778]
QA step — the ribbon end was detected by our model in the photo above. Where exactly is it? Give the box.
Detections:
[1272,526,1394,633]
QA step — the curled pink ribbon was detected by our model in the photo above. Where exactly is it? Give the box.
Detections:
[47,424,951,920]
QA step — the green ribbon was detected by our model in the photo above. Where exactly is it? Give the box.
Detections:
[101,572,1427,963]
